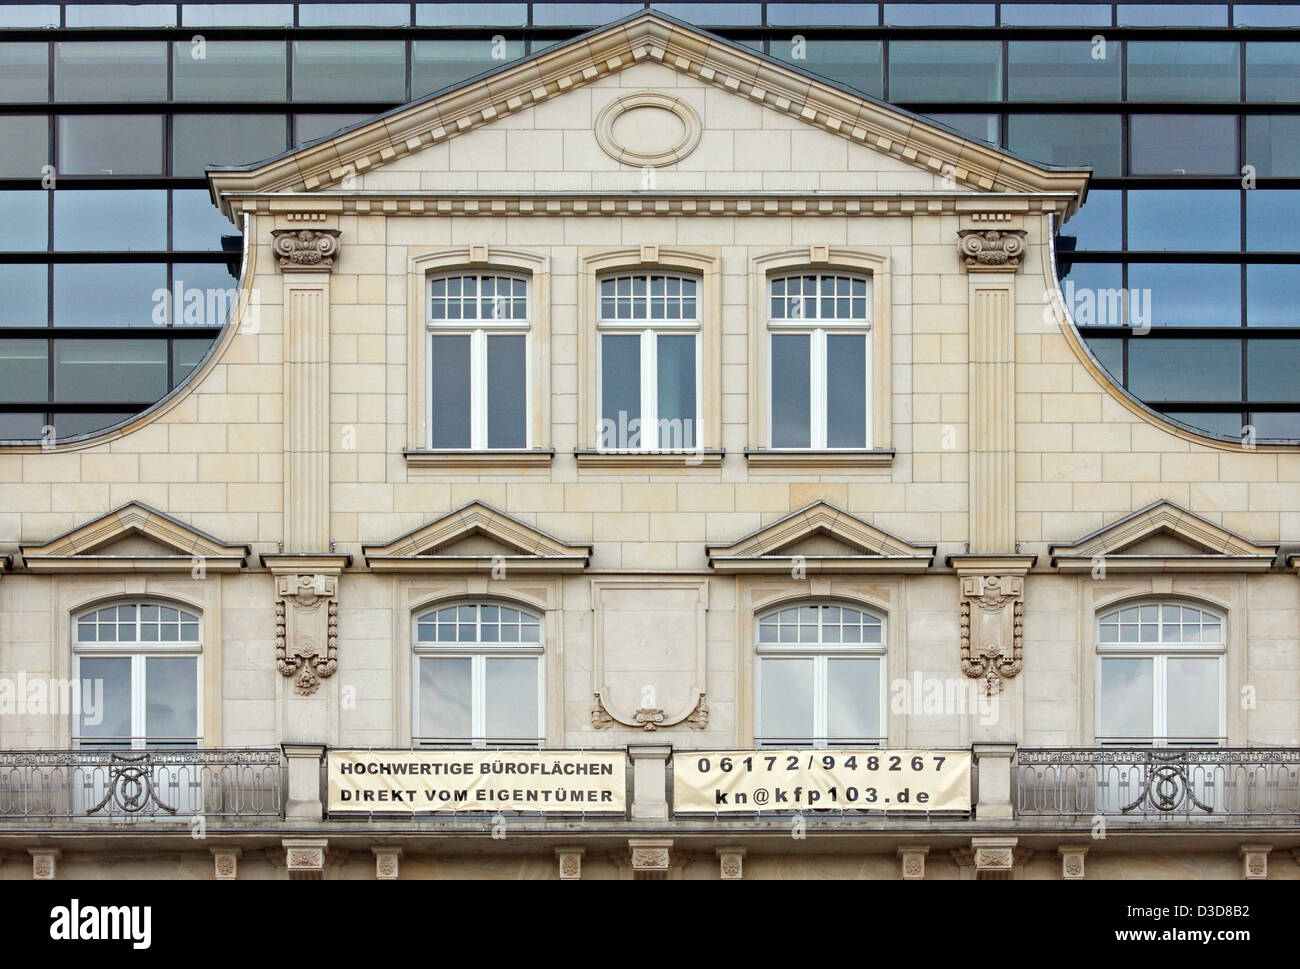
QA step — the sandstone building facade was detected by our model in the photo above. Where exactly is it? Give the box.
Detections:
[0,13,1296,880]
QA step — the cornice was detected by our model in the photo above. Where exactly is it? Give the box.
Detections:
[208,13,1089,218]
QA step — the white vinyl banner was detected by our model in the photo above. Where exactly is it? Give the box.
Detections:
[328,749,626,813]
[674,749,971,813]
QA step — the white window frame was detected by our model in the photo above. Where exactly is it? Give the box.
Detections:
[1095,600,1226,748]
[766,272,873,450]
[411,601,545,749]
[71,600,203,750]
[753,602,888,749]
[426,272,531,450]
[596,272,702,452]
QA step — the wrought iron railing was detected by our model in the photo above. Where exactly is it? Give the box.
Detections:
[1016,748,1300,822]
[0,749,282,822]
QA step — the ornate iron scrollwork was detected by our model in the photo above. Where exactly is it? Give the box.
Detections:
[1120,751,1215,815]
[85,752,179,816]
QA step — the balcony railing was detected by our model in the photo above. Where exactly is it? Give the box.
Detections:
[0,749,282,822]
[1016,748,1300,822]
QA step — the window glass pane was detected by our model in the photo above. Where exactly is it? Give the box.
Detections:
[1060,190,1121,252]
[1234,5,1300,26]
[1246,116,1300,177]
[889,41,1000,102]
[1084,336,1123,380]
[417,3,528,25]
[430,334,471,449]
[1098,657,1154,740]
[771,332,811,448]
[1128,338,1242,402]
[0,264,47,324]
[78,656,132,744]
[826,333,867,448]
[172,262,240,326]
[292,41,406,102]
[53,411,135,437]
[884,3,994,25]
[1119,4,1227,26]
[54,263,165,327]
[922,112,998,146]
[758,657,814,742]
[145,656,198,742]
[0,412,46,440]
[67,4,176,26]
[1251,412,1300,440]
[55,42,167,101]
[58,115,164,175]
[653,3,762,24]
[173,337,214,385]
[1246,43,1300,101]
[767,3,879,25]
[412,38,525,98]
[1167,657,1219,741]
[173,113,286,176]
[54,189,168,252]
[418,656,472,741]
[486,333,526,449]
[1248,339,1300,400]
[0,6,60,28]
[1009,41,1121,102]
[0,115,49,176]
[300,3,410,25]
[1131,115,1237,176]
[174,40,286,101]
[182,4,295,27]
[1128,42,1240,102]
[1246,190,1300,250]
[0,339,46,402]
[532,3,642,25]
[600,333,641,449]
[1056,261,1124,326]
[174,189,239,251]
[55,339,169,402]
[1164,411,1243,438]
[1001,3,1111,25]
[0,42,49,101]
[1247,265,1300,326]
[1007,114,1121,176]
[771,39,883,97]
[0,191,48,251]
[1130,263,1241,326]
[827,657,879,741]
[656,333,696,450]
[484,657,538,741]
[293,112,372,146]
[1127,190,1240,252]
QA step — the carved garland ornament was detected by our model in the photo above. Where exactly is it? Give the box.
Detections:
[591,692,708,731]
[957,229,1028,271]
[959,575,1025,696]
[275,574,339,696]
[271,228,341,270]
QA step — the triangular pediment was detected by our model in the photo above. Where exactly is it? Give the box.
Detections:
[362,502,590,573]
[19,502,249,573]
[1049,500,1278,573]
[707,501,934,573]
[208,12,1088,216]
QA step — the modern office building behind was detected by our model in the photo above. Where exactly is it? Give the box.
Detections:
[0,4,1296,880]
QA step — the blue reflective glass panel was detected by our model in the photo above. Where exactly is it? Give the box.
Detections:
[1008,114,1122,176]
[173,40,287,101]
[54,190,168,252]
[299,3,410,25]
[173,189,240,251]
[0,264,47,325]
[773,39,883,97]
[1130,115,1237,176]
[291,41,406,102]
[767,3,879,25]
[417,4,528,25]
[884,3,994,25]
[1234,5,1300,26]
[1246,44,1300,102]
[1128,43,1240,102]
[1118,4,1227,26]
[182,4,294,26]
[1059,190,1122,252]
[888,41,1001,102]
[1001,4,1111,25]
[1246,116,1300,176]
[1057,262,1124,326]
[1246,190,1300,250]
[1128,339,1241,402]
[1129,264,1241,326]
[1248,340,1300,399]
[53,263,167,326]
[1247,265,1300,326]
[0,43,49,102]
[1127,191,1241,252]
[0,191,48,251]
[1008,41,1121,102]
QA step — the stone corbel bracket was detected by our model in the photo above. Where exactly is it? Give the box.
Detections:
[950,555,1035,696]
[957,227,1028,272]
[271,224,341,271]
[264,554,350,696]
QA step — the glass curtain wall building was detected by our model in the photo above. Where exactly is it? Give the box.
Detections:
[1,0,1297,441]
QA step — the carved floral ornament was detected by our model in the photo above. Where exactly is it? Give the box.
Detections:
[959,574,1025,696]
[957,229,1028,272]
[271,227,341,271]
[274,573,339,696]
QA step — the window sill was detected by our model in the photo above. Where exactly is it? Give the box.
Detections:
[744,448,895,470]
[403,449,555,470]
[574,449,725,470]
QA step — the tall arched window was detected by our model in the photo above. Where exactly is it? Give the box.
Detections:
[427,272,530,450]
[412,601,543,748]
[755,602,886,747]
[1096,600,1225,746]
[72,600,202,750]
[597,272,700,451]
[767,272,872,449]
